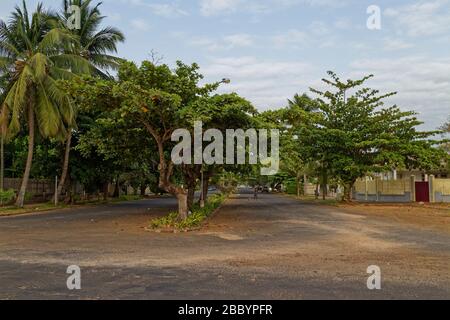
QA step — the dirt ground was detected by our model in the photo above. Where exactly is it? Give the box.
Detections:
[0,193,449,299]
[337,203,450,233]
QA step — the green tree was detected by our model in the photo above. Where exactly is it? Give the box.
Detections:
[271,95,319,197]
[54,0,125,201]
[287,93,318,112]
[441,118,450,151]
[440,117,450,171]
[182,93,257,206]
[114,60,225,219]
[0,71,7,189]
[307,71,445,201]
[0,1,90,207]
[57,0,125,78]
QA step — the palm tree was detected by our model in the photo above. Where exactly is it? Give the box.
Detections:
[0,73,8,191]
[0,1,91,207]
[58,0,124,77]
[53,0,125,201]
[287,93,317,112]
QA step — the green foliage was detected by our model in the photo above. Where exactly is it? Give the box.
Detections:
[0,189,15,203]
[57,0,125,78]
[150,194,225,231]
[59,75,160,195]
[285,179,299,195]
[0,1,92,140]
[150,212,179,229]
[24,192,34,201]
[286,72,446,200]
[216,173,239,194]
[0,0,447,210]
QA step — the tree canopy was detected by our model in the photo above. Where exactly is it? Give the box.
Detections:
[0,1,447,214]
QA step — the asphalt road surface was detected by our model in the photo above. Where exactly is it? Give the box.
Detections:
[0,191,449,300]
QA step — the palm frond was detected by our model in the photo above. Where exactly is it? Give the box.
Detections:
[37,28,77,53]
[35,79,64,138]
[50,53,91,75]
[44,76,75,127]
[29,52,49,82]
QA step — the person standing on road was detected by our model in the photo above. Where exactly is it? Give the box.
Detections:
[254,187,258,200]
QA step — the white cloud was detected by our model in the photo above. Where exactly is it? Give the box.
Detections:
[201,55,450,129]
[334,18,353,30]
[383,38,414,51]
[123,0,188,18]
[223,34,254,47]
[385,0,450,37]
[270,22,336,49]
[272,29,309,48]
[130,19,151,31]
[202,56,315,108]
[105,12,122,22]
[200,0,241,16]
[147,3,188,17]
[349,56,450,129]
[189,33,255,51]
[199,0,352,16]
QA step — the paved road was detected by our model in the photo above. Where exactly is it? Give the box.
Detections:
[0,192,449,300]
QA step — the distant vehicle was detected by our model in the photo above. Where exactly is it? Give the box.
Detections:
[262,186,272,193]
[273,185,283,193]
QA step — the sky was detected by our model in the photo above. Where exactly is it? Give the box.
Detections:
[1,0,449,130]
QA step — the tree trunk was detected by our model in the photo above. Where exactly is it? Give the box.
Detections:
[54,132,72,202]
[321,170,328,200]
[202,176,210,203]
[64,177,72,204]
[140,184,146,196]
[296,174,301,198]
[177,193,188,220]
[143,125,190,220]
[1,135,4,191]
[183,165,201,211]
[343,183,354,202]
[113,178,120,198]
[103,182,109,201]
[187,186,195,210]
[303,174,307,196]
[16,105,35,208]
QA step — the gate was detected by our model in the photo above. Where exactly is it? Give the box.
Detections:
[415,182,430,202]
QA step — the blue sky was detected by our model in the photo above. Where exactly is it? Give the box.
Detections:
[1,0,449,129]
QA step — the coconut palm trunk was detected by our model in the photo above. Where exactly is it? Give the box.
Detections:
[54,132,72,201]
[16,104,35,207]
[1,135,4,191]
[1,3,92,207]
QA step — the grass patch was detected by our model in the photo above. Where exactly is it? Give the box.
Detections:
[116,195,144,202]
[0,203,68,217]
[0,195,146,217]
[284,194,339,206]
[150,194,226,232]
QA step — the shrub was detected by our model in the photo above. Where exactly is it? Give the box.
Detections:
[0,189,16,204]
[150,194,226,231]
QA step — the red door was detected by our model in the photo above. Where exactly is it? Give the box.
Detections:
[415,182,430,202]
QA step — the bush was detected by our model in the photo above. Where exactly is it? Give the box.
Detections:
[150,194,225,231]
[0,189,16,204]
[25,192,34,201]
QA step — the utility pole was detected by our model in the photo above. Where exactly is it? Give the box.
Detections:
[1,135,4,191]
[200,168,205,208]
[54,176,58,206]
